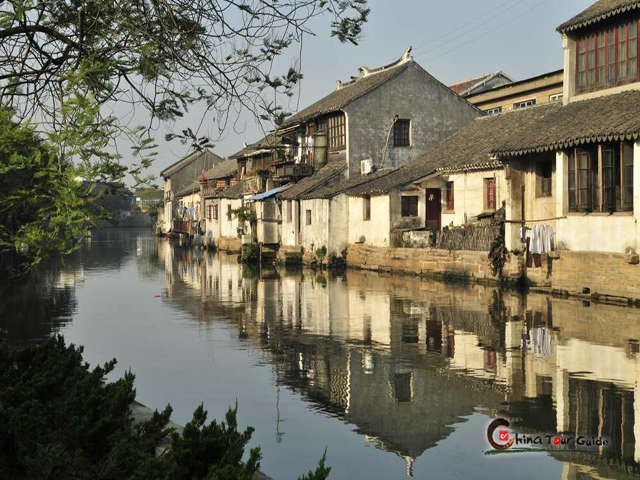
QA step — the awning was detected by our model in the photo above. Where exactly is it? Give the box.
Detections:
[246,186,288,202]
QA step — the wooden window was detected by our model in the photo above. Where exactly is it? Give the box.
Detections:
[588,34,596,87]
[536,161,553,197]
[393,119,411,147]
[484,178,496,211]
[576,18,640,93]
[623,143,634,211]
[327,113,346,150]
[306,209,312,226]
[601,145,618,211]
[287,200,293,223]
[213,204,219,220]
[206,205,212,220]
[445,181,454,211]
[597,32,606,86]
[363,196,371,221]
[568,143,633,213]
[401,196,418,217]
[576,149,595,211]
[227,204,232,220]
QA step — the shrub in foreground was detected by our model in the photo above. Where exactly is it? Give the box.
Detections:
[0,336,330,480]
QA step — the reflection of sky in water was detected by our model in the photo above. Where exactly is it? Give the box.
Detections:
[2,228,640,479]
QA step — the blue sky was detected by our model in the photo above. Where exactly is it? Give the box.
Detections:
[144,0,592,181]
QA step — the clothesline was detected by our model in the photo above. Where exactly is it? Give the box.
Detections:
[505,216,567,224]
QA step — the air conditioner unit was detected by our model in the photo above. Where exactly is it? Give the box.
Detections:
[361,159,374,175]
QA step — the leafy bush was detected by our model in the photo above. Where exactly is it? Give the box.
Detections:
[315,246,327,259]
[0,336,331,480]
[241,243,260,264]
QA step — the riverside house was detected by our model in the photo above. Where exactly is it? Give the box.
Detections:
[274,46,480,258]
[491,0,640,296]
[160,149,224,234]
[277,47,480,179]
[201,158,239,248]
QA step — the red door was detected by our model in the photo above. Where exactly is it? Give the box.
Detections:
[426,188,441,231]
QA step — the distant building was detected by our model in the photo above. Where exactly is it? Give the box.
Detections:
[159,149,224,234]
[464,69,564,115]
[448,71,514,97]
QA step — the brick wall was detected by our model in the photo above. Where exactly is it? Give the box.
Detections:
[528,250,640,299]
[346,245,522,284]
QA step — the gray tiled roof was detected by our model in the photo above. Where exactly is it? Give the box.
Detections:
[300,168,398,200]
[281,62,412,127]
[229,133,289,159]
[346,104,558,196]
[492,90,640,156]
[203,158,238,180]
[557,0,640,33]
[161,149,224,178]
[217,181,244,199]
[278,162,347,200]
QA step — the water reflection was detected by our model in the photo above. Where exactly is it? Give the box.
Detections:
[3,229,640,479]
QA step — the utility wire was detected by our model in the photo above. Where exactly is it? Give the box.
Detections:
[417,0,551,63]
[412,0,530,57]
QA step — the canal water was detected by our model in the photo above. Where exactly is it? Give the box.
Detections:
[2,228,640,480]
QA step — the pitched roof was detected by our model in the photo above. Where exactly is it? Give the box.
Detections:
[160,149,224,178]
[218,181,243,199]
[281,55,413,128]
[300,168,398,200]
[557,0,640,33]
[175,181,200,198]
[203,158,238,180]
[346,104,558,196]
[278,162,347,200]
[229,133,290,159]
[449,71,512,96]
[492,90,640,156]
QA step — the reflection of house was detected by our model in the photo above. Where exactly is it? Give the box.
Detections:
[159,240,640,478]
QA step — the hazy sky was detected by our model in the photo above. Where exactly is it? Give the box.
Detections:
[139,0,592,181]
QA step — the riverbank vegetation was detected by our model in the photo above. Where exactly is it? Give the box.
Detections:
[0,336,331,480]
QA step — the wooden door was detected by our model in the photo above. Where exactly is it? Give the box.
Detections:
[425,188,441,231]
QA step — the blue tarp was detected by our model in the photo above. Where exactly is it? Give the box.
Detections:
[246,186,287,202]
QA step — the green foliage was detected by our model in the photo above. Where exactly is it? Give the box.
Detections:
[232,205,256,236]
[0,336,331,480]
[298,450,332,480]
[241,243,260,264]
[488,226,510,278]
[315,246,327,259]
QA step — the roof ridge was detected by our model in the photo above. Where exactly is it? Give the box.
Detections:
[448,71,504,88]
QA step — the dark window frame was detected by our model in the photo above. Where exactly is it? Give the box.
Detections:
[536,161,553,198]
[575,17,639,94]
[363,196,371,221]
[401,195,419,217]
[393,119,411,147]
[568,142,634,213]
[484,178,496,211]
[327,112,346,151]
[445,181,455,211]
[306,209,312,226]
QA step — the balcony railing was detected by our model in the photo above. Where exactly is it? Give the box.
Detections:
[274,163,313,179]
